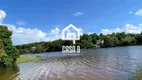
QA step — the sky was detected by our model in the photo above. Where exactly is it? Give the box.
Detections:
[0,0,142,45]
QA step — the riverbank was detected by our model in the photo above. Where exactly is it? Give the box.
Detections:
[17,55,41,64]
[135,65,142,80]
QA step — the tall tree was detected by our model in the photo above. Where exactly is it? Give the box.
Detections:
[0,25,20,66]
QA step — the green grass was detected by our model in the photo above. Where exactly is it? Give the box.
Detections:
[135,65,142,80]
[17,55,41,64]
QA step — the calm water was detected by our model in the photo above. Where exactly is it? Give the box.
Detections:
[0,46,142,80]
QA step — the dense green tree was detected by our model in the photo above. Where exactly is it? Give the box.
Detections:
[90,33,99,44]
[0,25,20,66]
[79,34,94,49]
[136,35,142,44]
[102,36,115,47]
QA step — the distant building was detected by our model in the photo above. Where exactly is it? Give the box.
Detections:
[31,46,36,50]
[94,40,104,48]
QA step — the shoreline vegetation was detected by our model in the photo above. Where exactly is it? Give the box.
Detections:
[135,65,142,80]
[16,32,142,54]
[17,55,42,64]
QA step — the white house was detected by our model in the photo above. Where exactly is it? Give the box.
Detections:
[94,40,104,48]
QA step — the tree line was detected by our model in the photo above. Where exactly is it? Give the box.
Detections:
[16,32,142,54]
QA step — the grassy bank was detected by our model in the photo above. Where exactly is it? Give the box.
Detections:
[17,55,41,64]
[135,65,142,80]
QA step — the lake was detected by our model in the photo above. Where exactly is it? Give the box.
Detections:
[0,46,142,80]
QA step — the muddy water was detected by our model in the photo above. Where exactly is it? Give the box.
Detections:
[1,46,142,80]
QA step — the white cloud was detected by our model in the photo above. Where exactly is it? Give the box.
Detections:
[73,12,84,16]
[101,24,142,35]
[0,9,62,45]
[101,28,122,35]
[124,24,142,33]
[2,22,84,45]
[0,9,85,45]
[128,11,133,14]
[16,20,26,26]
[135,9,142,16]
[5,24,61,45]
[0,10,6,24]
[6,25,83,45]
[44,27,61,41]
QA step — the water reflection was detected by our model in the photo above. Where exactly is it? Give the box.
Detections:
[0,64,19,80]
[1,46,142,80]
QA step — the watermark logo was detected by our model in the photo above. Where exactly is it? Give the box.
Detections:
[62,24,80,54]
